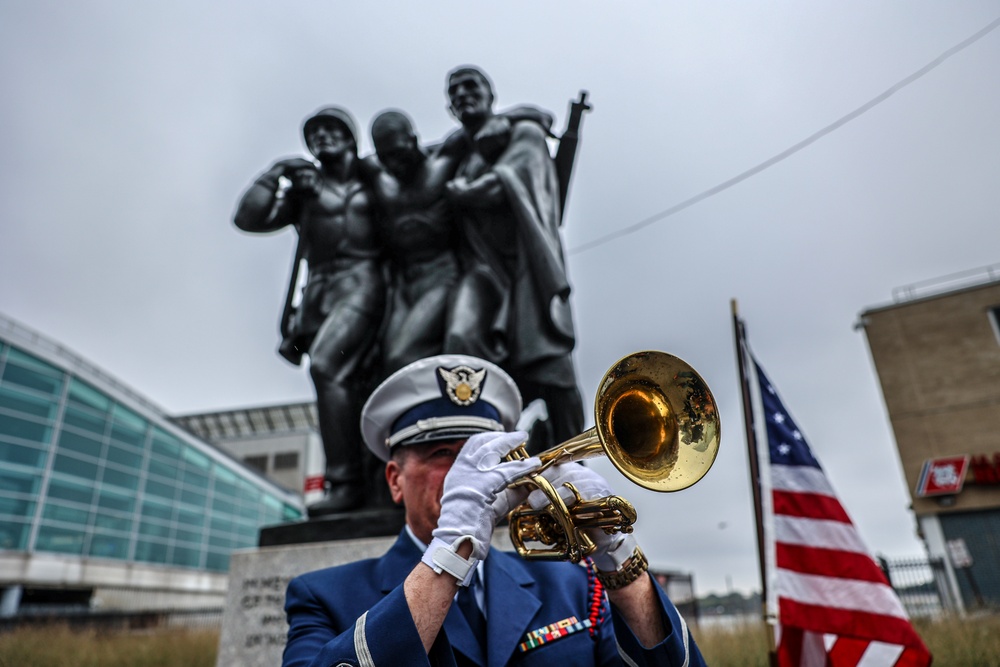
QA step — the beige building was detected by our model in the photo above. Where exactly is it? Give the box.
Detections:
[859,266,1000,610]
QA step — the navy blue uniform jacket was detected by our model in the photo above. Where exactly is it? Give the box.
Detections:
[282,530,706,667]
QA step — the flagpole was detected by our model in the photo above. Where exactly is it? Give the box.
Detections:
[730,299,778,666]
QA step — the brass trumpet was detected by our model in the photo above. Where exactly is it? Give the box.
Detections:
[504,351,721,562]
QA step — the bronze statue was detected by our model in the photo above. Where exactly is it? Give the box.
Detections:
[364,111,462,375]
[442,66,585,450]
[363,107,555,376]
[233,107,384,516]
[231,74,589,518]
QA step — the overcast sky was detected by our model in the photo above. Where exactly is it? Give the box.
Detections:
[2,2,998,595]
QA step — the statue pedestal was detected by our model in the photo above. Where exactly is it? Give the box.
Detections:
[216,510,514,666]
[259,507,405,547]
[216,535,396,667]
[216,508,404,667]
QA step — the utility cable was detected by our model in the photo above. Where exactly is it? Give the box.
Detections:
[569,16,1000,256]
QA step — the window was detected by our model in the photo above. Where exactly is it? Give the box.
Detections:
[0,413,53,444]
[244,455,268,473]
[57,428,103,457]
[274,451,299,470]
[97,488,133,513]
[67,378,110,413]
[0,496,34,518]
[106,444,142,469]
[62,405,107,435]
[42,502,89,525]
[88,533,129,559]
[989,306,1000,345]
[0,385,59,421]
[110,404,146,442]
[0,440,47,468]
[46,477,94,505]
[35,525,86,555]
[0,519,30,550]
[134,539,170,565]
[51,453,99,481]
[1,348,64,396]
[151,430,182,458]
[101,466,138,491]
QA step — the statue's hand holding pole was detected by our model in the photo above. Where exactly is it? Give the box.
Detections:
[445,174,504,209]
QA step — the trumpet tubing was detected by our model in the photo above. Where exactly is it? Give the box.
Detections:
[506,350,721,561]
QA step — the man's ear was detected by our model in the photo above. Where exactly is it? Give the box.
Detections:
[385,459,405,505]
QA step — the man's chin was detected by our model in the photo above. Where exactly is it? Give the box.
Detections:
[458,109,488,126]
[316,147,348,162]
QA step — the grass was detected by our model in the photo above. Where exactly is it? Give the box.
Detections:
[690,612,1000,667]
[1,613,998,666]
[0,624,220,667]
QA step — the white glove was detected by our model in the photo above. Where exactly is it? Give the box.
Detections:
[528,462,638,572]
[422,431,539,584]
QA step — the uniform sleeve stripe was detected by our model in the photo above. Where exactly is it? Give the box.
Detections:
[354,611,376,667]
[615,639,641,667]
[675,599,690,667]
[616,600,690,667]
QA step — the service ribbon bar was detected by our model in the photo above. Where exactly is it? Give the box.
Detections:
[518,616,593,652]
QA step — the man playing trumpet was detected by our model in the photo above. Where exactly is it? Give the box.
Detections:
[281,354,706,667]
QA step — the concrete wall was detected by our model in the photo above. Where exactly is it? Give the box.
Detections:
[0,551,227,611]
[861,281,1000,516]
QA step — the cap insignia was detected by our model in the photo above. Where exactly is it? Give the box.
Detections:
[437,365,487,406]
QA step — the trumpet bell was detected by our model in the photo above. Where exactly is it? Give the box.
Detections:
[505,350,721,561]
[597,351,720,493]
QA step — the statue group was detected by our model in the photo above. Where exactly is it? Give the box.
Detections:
[234,66,590,517]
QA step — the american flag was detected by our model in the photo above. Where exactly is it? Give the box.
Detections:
[754,360,931,667]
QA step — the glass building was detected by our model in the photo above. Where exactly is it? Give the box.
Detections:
[0,314,303,615]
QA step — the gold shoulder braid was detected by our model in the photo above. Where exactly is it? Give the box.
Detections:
[595,546,649,590]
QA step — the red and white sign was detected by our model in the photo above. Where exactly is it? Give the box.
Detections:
[916,456,969,497]
[303,475,325,493]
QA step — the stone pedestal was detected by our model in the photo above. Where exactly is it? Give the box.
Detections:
[216,536,396,667]
[259,507,405,548]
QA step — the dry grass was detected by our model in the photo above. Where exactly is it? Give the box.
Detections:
[0,624,220,667]
[691,613,1000,667]
[1,614,998,666]
[911,613,1000,667]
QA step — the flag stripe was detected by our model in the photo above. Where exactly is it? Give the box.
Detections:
[771,464,836,496]
[773,515,869,554]
[857,641,905,667]
[894,647,936,667]
[776,544,888,584]
[773,489,852,523]
[828,636,868,666]
[779,596,925,647]
[777,569,907,618]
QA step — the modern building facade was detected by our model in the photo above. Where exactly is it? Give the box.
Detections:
[172,402,326,507]
[859,266,1000,611]
[0,313,303,617]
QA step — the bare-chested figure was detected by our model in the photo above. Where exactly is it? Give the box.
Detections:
[234,107,383,515]
[363,107,556,376]
[366,111,460,375]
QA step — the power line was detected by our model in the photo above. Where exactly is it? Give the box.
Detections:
[569,16,1000,256]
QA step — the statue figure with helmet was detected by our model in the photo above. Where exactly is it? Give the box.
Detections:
[233,106,386,516]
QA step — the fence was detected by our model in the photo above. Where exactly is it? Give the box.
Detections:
[879,555,955,617]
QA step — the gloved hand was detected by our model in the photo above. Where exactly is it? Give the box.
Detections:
[527,462,638,573]
[422,431,539,584]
